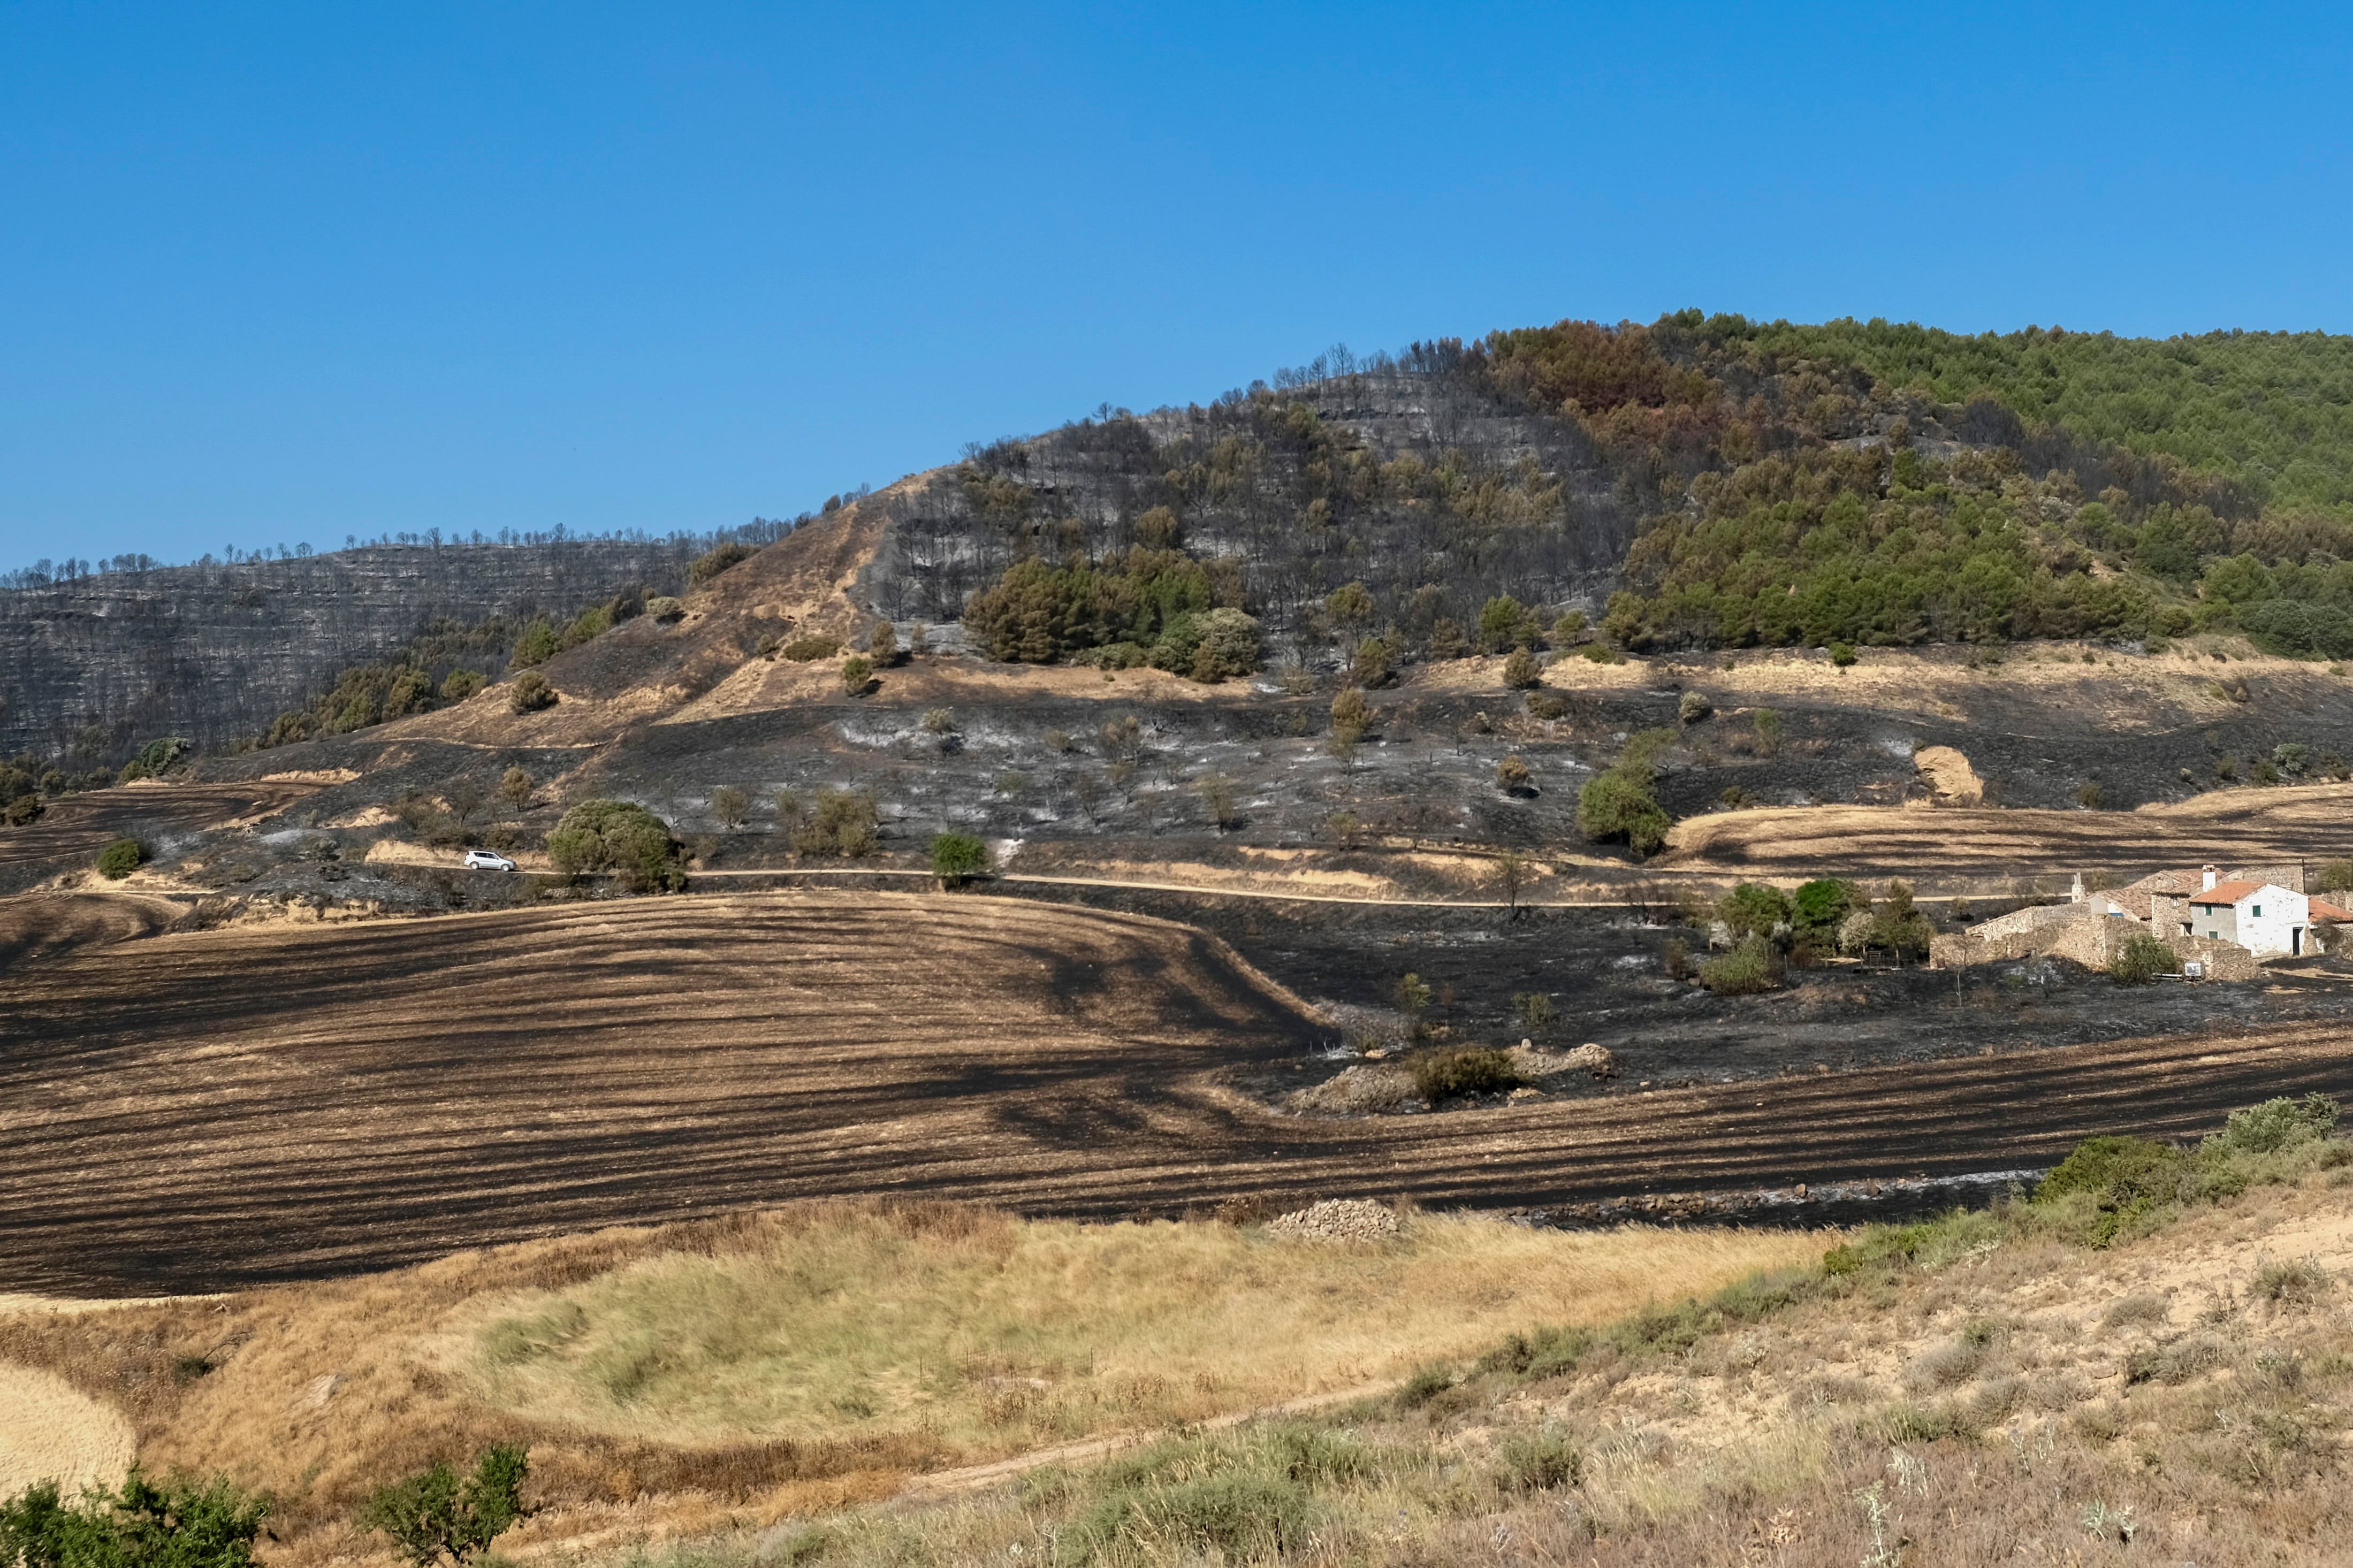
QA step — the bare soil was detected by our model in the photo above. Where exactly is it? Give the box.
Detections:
[6,890,2352,1299]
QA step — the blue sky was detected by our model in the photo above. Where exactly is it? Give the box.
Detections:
[4,3,2350,567]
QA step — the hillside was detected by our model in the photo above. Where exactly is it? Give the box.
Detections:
[4,1103,2350,1566]
[0,533,742,763]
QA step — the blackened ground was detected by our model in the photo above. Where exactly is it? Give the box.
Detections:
[961,882,2353,1096]
[7,889,2351,1299]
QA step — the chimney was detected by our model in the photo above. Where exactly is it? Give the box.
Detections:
[2069,872,2085,904]
[2203,864,2218,891]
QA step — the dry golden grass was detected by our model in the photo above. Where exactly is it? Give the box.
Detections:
[455,1205,1823,1452]
[565,1163,2353,1568]
[0,1201,1823,1564]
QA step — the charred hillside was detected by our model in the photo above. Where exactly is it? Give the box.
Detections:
[0,538,709,760]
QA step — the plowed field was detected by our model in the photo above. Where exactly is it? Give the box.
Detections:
[5,891,2351,1297]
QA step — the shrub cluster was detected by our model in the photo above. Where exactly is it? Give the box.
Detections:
[782,789,879,858]
[962,546,1260,680]
[0,1470,268,1568]
[1576,728,1673,854]
[1408,1046,1525,1103]
[95,837,145,879]
[544,799,685,892]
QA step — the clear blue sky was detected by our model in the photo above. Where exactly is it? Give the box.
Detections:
[5,2,2349,567]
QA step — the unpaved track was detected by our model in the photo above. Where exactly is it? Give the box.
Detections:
[4,891,2350,1297]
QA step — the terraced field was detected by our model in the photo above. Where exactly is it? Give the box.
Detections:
[7,890,2352,1297]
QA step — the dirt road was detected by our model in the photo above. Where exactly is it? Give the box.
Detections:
[5,891,2350,1297]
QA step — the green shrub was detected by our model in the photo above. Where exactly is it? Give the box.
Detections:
[2033,1135,2192,1245]
[792,789,879,859]
[507,670,557,714]
[1065,1467,1311,1563]
[509,616,559,668]
[95,837,144,879]
[359,1444,529,1567]
[1409,1046,1524,1102]
[1502,646,1542,689]
[1697,934,1783,995]
[1526,691,1567,721]
[4,794,43,827]
[931,831,990,885]
[1827,641,1857,666]
[0,1470,269,1568]
[1496,1429,1582,1491]
[1677,690,1713,723]
[1577,767,1669,853]
[779,636,841,661]
[1791,877,1852,936]
[439,668,486,702]
[1717,883,1792,942]
[688,541,752,586]
[840,655,873,695]
[1512,991,1557,1029]
[1496,755,1532,792]
[2109,931,2178,984]
[2205,1093,2340,1157]
[545,799,684,892]
[133,737,188,775]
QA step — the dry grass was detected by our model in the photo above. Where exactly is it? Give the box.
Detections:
[458,1205,1821,1452]
[0,1201,1820,1564]
[562,1164,2353,1568]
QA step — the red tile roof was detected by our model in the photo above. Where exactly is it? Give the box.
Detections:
[2191,881,2267,905]
[2314,899,2353,923]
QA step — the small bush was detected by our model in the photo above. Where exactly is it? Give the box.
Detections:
[2252,1255,2331,1305]
[2205,1093,2340,1157]
[507,670,557,714]
[792,789,878,858]
[1526,691,1567,721]
[2109,931,2178,984]
[1698,934,1783,995]
[708,785,750,829]
[931,831,990,886]
[1512,991,1556,1029]
[645,595,684,622]
[1827,640,1857,666]
[1678,690,1713,724]
[439,668,486,702]
[1496,1428,1582,1491]
[688,541,751,587]
[360,1444,529,1567]
[95,837,144,879]
[1502,646,1542,689]
[1496,755,1533,793]
[780,636,841,661]
[1410,1046,1524,1102]
[867,622,898,663]
[1066,1468,1310,1563]
[840,655,873,694]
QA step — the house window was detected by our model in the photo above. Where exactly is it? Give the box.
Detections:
[2253,905,2263,917]
[2210,930,2219,939]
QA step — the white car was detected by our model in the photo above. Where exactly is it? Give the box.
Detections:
[463,849,518,871]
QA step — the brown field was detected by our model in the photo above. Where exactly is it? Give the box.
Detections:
[1658,778,2353,884]
[7,890,2353,1299]
[0,778,326,879]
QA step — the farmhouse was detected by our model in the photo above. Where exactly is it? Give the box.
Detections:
[1931,860,2347,975]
